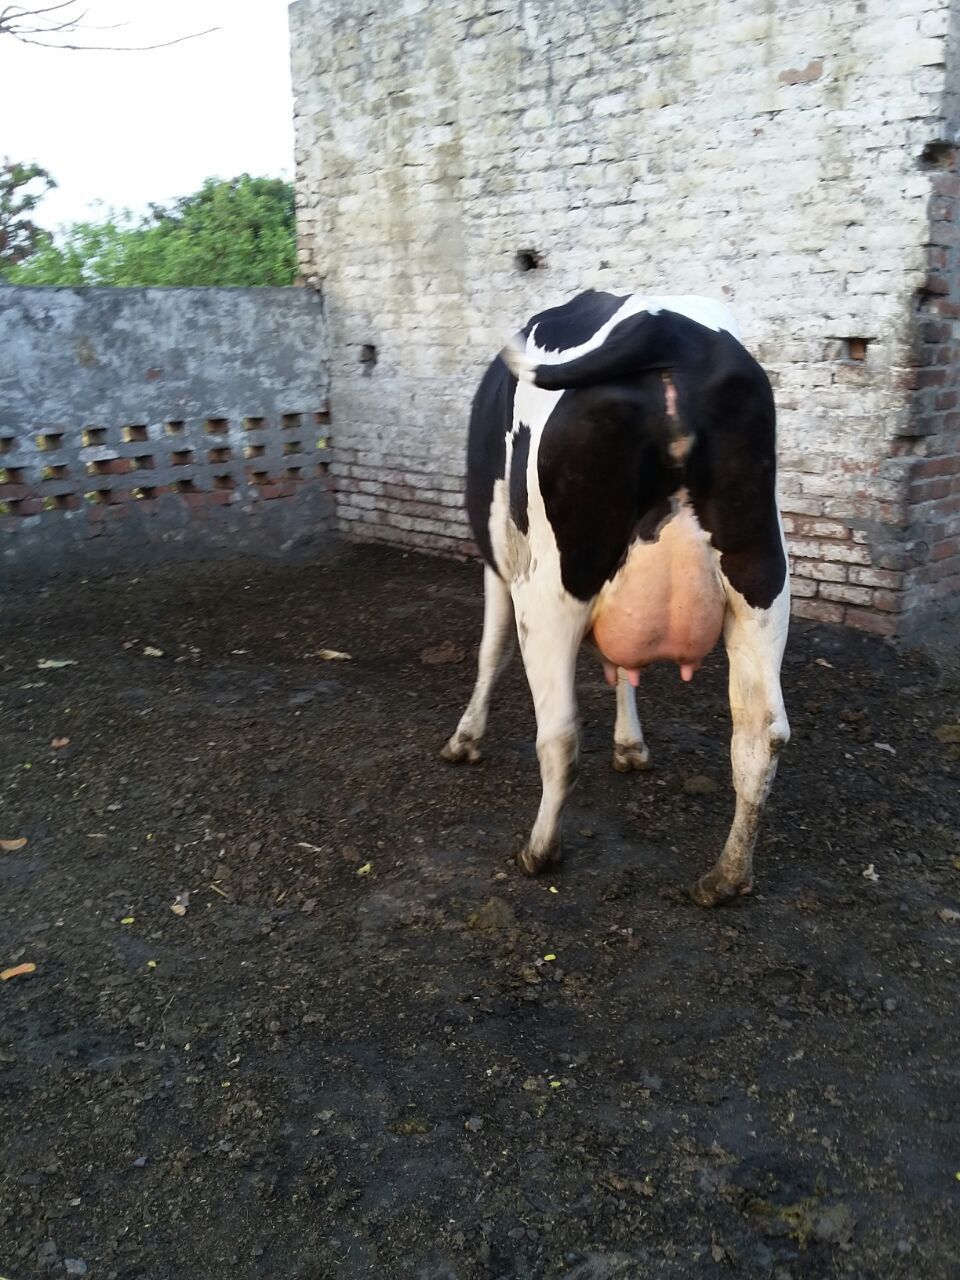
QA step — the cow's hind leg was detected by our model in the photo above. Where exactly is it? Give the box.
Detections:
[613,669,651,772]
[514,588,591,875]
[690,578,790,906]
[442,566,515,764]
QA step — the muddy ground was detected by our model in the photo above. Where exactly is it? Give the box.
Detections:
[1,544,958,1280]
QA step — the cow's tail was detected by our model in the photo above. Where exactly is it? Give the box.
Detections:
[499,335,538,385]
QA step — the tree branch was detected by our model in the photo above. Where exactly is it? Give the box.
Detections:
[10,27,219,49]
[0,2,218,49]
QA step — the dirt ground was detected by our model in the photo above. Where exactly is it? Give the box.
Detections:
[1,543,958,1280]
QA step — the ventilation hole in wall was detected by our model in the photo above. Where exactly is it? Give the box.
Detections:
[42,494,71,512]
[919,140,956,169]
[171,450,194,466]
[82,427,108,447]
[37,432,64,452]
[175,479,198,494]
[123,424,149,443]
[41,464,70,481]
[314,409,331,425]
[0,437,13,454]
[164,420,186,436]
[208,447,232,464]
[243,417,265,432]
[133,455,155,471]
[316,461,330,477]
[359,345,378,374]
[213,474,236,491]
[1,467,25,484]
[132,486,157,500]
[282,413,303,430]
[2,499,21,515]
[84,489,114,505]
[316,436,330,451]
[286,467,303,481]
[282,441,302,456]
[244,444,266,460]
[515,248,544,272]
[205,418,229,435]
[844,337,871,361]
[249,470,269,485]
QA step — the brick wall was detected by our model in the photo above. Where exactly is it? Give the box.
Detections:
[291,0,960,632]
[0,287,333,580]
[897,1,960,628]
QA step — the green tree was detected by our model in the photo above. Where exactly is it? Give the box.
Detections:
[0,159,56,270]
[5,175,298,286]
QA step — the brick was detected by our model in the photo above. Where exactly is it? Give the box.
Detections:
[787,538,872,565]
[791,558,847,583]
[843,607,900,637]
[848,566,904,589]
[791,599,844,624]
[788,517,852,540]
[818,582,874,606]
[872,589,907,612]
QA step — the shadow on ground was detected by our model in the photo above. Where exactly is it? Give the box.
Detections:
[1,545,958,1279]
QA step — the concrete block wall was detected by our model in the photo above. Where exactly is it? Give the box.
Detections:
[0,287,333,580]
[290,0,960,632]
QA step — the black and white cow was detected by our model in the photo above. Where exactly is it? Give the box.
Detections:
[442,289,790,906]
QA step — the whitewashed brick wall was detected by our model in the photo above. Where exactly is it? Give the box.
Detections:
[290,0,960,633]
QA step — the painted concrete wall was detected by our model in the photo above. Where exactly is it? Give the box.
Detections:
[291,0,959,633]
[0,287,332,579]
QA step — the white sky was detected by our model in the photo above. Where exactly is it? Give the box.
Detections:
[0,0,296,230]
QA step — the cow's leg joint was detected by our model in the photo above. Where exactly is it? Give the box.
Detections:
[442,566,514,767]
[612,667,652,772]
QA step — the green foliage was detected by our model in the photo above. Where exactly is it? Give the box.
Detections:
[4,175,298,286]
[0,159,56,270]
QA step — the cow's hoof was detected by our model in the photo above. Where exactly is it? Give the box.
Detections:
[613,743,651,773]
[689,869,753,908]
[517,843,559,876]
[441,736,482,765]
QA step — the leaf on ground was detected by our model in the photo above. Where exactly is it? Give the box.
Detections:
[143,646,164,658]
[356,862,372,876]
[934,724,960,744]
[1,963,36,981]
[815,658,834,668]
[170,891,190,916]
[37,658,78,670]
[317,649,352,661]
[420,640,465,665]
[937,907,960,925]
[0,838,27,852]
[862,864,880,883]
[51,737,70,749]
[121,917,135,925]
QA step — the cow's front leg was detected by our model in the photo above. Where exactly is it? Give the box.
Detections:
[442,565,515,764]
[514,589,591,875]
[690,578,790,906]
[613,668,651,772]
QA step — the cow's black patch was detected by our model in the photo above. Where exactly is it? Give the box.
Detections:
[538,377,681,600]
[634,496,673,543]
[465,356,514,574]
[534,312,786,609]
[526,289,630,353]
[509,424,531,534]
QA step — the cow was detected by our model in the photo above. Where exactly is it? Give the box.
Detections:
[441,289,790,906]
